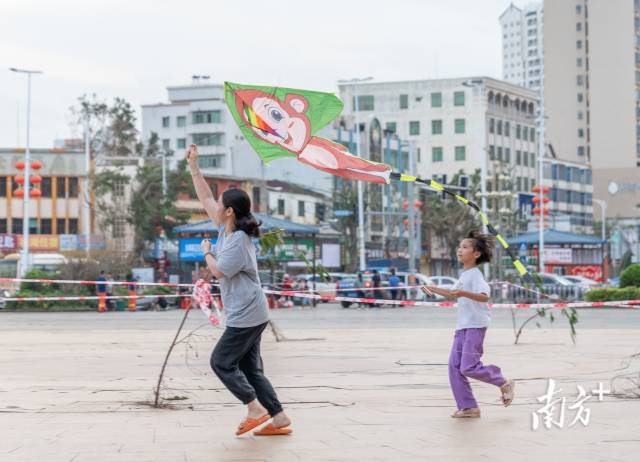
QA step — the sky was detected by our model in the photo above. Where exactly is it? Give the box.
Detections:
[0,0,526,147]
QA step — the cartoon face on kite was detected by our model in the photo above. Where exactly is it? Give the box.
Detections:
[236,90,311,153]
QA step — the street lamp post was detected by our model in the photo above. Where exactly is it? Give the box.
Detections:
[462,79,489,276]
[10,67,43,277]
[338,77,373,272]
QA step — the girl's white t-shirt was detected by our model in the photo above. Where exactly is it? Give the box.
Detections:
[453,267,491,330]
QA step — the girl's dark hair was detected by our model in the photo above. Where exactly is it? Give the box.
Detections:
[465,229,495,265]
[222,188,261,238]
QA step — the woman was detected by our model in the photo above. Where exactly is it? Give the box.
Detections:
[187,144,292,436]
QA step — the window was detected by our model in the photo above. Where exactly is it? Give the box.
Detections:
[576,40,582,49]
[523,151,529,166]
[497,120,502,135]
[577,75,584,86]
[192,133,223,146]
[197,155,224,168]
[489,118,495,134]
[504,121,510,137]
[113,216,126,239]
[431,120,443,135]
[454,91,465,106]
[298,201,305,217]
[161,116,170,128]
[577,93,584,102]
[56,218,66,234]
[505,148,511,163]
[516,124,521,139]
[530,127,535,142]
[385,122,397,133]
[432,147,443,162]
[578,128,584,138]
[576,22,582,32]
[68,178,78,197]
[576,4,582,14]
[68,218,78,234]
[516,150,522,165]
[177,138,186,149]
[162,139,170,151]
[577,57,583,67]
[577,146,585,156]
[0,177,6,197]
[12,219,23,234]
[177,116,186,127]
[40,219,52,235]
[192,110,221,124]
[489,145,495,160]
[497,147,503,161]
[530,153,535,167]
[409,121,420,135]
[0,219,6,233]
[523,126,529,141]
[40,177,52,198]
[455,146,466,161]
[399,94,409,109]
[277,199,285,215]
[56,178,66,198]
[577,111,583,120]
[430,92,442,108]
[354,95,374,111]
[454,119,465,134]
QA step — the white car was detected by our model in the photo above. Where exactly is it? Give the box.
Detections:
[537,272,574,286]
[562,275,600,288]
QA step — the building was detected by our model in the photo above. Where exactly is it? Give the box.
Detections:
[0,147,97,255]
[266,180,328,226]
[500,1,640,235]
[500,2,544,90]
[141,78,333,195]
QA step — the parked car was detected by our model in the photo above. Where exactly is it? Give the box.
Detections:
[537,272,574,286]
[562,275,600,288]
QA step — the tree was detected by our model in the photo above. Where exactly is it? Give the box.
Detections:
[422,170,480,272]
[129,155,194,255]
[332,177,359,271]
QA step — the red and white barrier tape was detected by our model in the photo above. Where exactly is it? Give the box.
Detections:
[0,277,193,288]
[1,294,190,302]
[1,277,637,309]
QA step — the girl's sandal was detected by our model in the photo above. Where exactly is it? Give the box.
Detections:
[501,379,515,407]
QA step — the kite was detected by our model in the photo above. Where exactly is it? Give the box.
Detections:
[224,81,531,281]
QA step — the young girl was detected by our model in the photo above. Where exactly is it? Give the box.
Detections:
[422,230,515,418]
[187,144,292,436]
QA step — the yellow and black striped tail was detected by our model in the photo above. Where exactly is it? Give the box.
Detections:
[390,172,533,282]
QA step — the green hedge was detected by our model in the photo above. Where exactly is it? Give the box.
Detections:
[585,287,640,302]
[6,268,94,310]
[620,264,640,288]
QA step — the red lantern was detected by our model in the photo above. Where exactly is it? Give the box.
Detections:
[29,189,42,198]
[15,161,25,170]
[14,189,24,198]
[532,185,550,194]
[532,207,550,215]
[402,200,409,210]
[15,175,25,185]
[532,196,550,204]
[30,175,42,184]
[403,218,409,226]
[414,200,423,209]
[31,160,42,170]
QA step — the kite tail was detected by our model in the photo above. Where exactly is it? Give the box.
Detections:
[390,172,535,283]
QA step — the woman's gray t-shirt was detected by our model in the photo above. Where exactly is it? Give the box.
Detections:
[215,227,269,328]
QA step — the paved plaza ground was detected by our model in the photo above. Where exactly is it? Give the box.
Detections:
[1,305,640,461]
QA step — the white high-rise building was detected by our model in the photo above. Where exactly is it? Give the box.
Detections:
[500,2,544,90]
